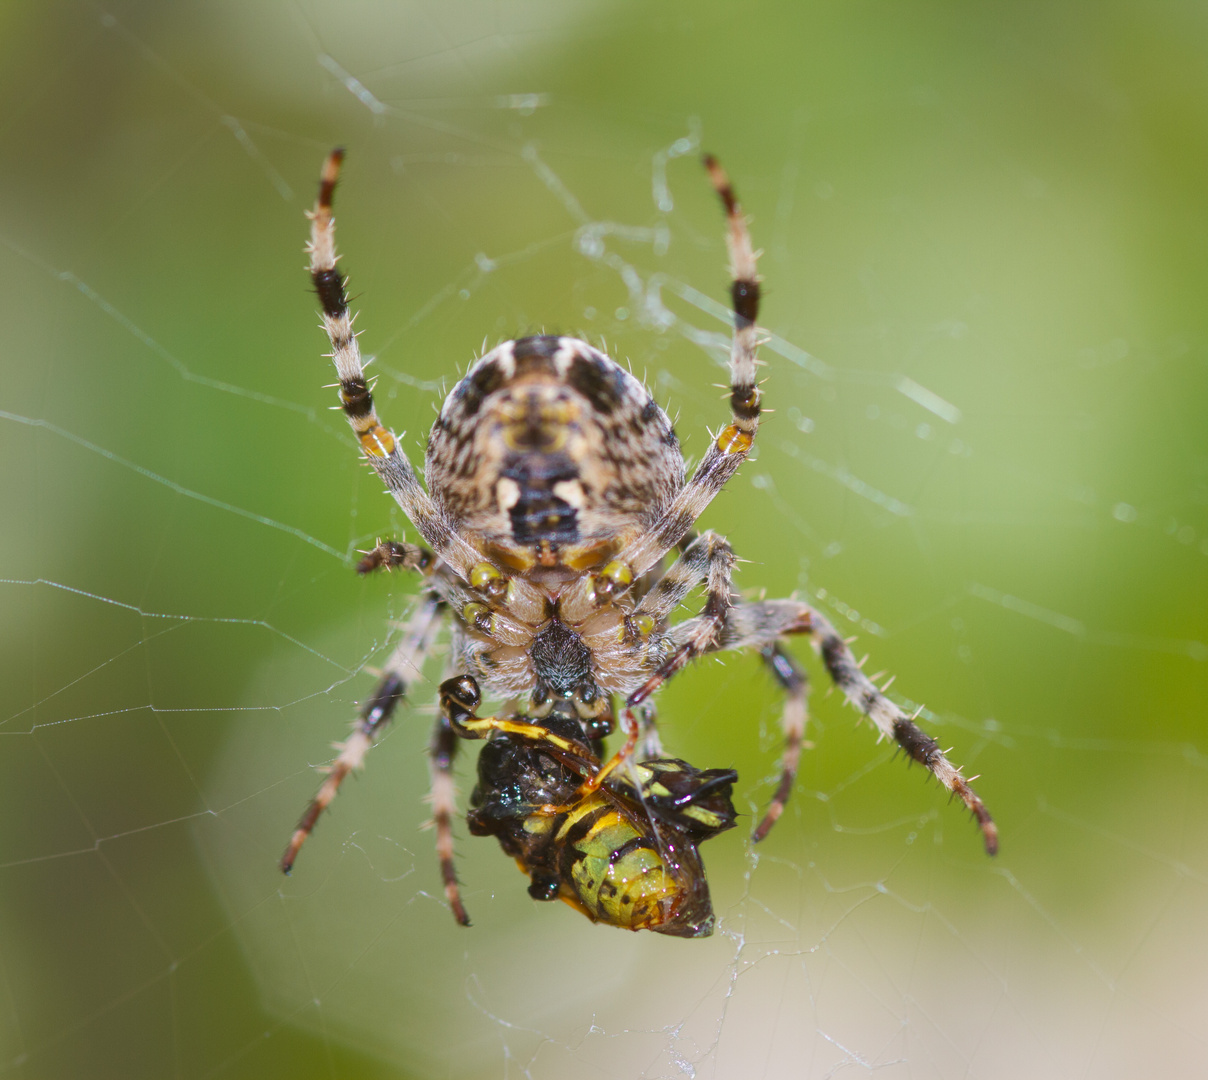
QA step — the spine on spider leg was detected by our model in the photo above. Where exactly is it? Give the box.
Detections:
[812,616,999,855]
[280,594,442,875]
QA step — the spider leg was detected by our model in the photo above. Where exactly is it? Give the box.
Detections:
[628,531,737,706]
[635,700,663,758]
[620,156,762,579]
[633,530,734,627]
[281,591,445,873]
[751,643,810,842]
[307,150,508,581]
[428,647,469,926]
[356,540,432,576]
[410,566,535,924]
[717,598,998,854]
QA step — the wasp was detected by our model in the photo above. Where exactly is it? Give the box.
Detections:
[440,675,737,937]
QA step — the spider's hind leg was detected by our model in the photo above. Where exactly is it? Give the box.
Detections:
[428,696,470,926]
[281,592,444,874]
[718,598,998,853]
[752,643,810,842]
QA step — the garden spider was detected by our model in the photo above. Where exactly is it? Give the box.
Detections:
[282,149,997,933]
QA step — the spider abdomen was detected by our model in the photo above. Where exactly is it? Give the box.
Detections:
[426,335,684,578]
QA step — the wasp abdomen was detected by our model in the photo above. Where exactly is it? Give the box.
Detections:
[467,720,734,937]
[559,797,708,935]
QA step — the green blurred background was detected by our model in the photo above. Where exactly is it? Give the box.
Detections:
[2,1,1206,1077]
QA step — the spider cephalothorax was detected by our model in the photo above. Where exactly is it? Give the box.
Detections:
[282,149,997,936]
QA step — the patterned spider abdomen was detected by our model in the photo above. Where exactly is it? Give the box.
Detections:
[427,335,684,582]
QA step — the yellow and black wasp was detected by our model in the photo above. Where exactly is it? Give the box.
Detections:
[442,675,737,937]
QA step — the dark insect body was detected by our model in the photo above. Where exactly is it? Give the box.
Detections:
[448,682,737,936]
[282,149,997,935]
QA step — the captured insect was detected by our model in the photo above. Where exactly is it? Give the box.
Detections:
[282,149,997,934]
[444,675,737,936]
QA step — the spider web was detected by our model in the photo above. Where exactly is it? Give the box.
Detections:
[3,2,1207,1077]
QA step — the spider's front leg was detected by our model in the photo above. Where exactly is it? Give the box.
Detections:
[307,151,450,554]
[281,591,444,873]
[623,156,762,578]
[306,149,545,620]
[558,156,761,635]
[550,157,759,808]
[719,598,999,854]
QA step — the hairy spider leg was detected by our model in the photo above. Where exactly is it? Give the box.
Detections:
[752,643,810,842]
[713,598,998,854]
[281,592,445,873]
[620,156,763,581]
[306,149,544,620]
[627,530,737,705]
[428,643,471,925]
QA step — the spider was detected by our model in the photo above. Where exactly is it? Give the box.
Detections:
[282,148,998,932]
